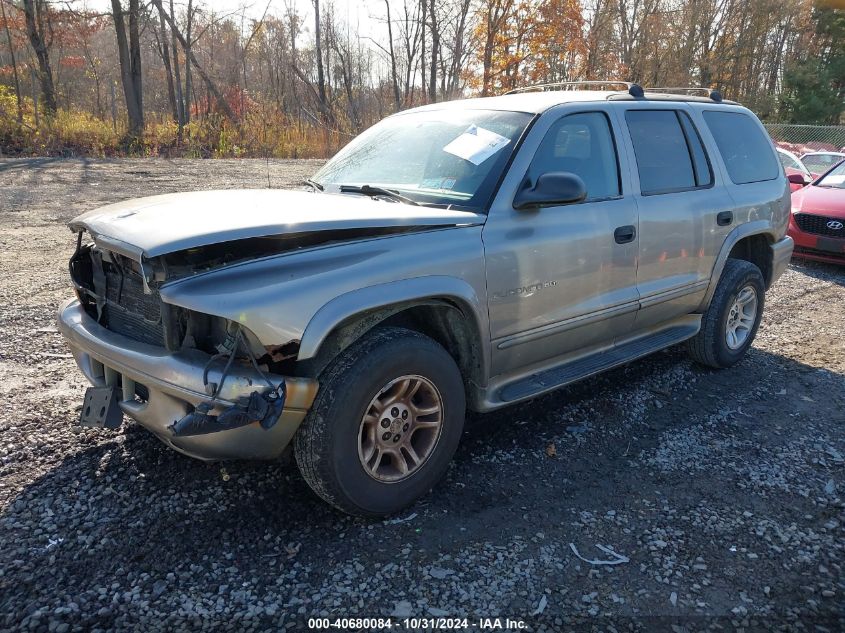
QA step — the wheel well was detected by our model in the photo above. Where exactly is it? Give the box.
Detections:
[727,234,772,287]
[297,301,485,398]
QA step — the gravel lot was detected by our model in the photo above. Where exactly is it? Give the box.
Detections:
[1,158,843,632]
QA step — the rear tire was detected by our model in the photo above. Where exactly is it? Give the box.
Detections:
[686,258,765,369]
[294,326,466,517]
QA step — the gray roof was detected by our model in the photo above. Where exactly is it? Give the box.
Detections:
[406,89,736,116]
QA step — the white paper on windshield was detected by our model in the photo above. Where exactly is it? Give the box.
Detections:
[443,125,510,165]
[823,174,845,185]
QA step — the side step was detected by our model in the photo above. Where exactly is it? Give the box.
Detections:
[498,324,699,403]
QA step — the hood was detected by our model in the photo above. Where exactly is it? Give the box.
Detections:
[69,189,485,259]
[791,185,845,219]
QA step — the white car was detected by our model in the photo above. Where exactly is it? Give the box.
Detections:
[800,151,845,177]
[777,147,813,190]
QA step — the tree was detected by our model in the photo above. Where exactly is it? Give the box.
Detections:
[524,0,586,84]
[312,0,330,120]
[382,0,402,109]
[427,0,437,101]
[152,0,237,123]
[110,0,143,138]
[477,0,516,96]
[780,7,845,124]
[21,0,56,113]
[154,1,178,123]
[1,0,24,121]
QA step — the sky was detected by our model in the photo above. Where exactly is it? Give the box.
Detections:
[82,0,379,37]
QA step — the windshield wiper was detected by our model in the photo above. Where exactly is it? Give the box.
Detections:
[339,184,420,206]
[302,178,324,191]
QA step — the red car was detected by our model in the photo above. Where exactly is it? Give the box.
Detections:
[788,159,845,264]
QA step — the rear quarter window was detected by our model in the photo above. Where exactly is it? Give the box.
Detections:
[702,111,779,185]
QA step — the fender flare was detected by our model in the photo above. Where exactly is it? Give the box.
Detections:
[699,220,776,310]
[298,276,491,380]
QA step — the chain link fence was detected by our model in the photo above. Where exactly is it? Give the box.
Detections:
[764,123,845,156]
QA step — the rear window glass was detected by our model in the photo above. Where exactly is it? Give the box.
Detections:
[625,110,696,194]
[702,111,779,184]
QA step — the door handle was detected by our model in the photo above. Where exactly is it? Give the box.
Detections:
[717,211,733,226]
[614,225,636,244]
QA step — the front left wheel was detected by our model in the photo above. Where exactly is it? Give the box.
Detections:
[294,326,466,517]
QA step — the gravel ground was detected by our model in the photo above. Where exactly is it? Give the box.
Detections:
[0,158,843,632]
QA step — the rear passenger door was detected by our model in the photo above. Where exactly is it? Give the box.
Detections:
[618,105,735,329]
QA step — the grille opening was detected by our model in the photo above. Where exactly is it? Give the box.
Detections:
[70,242,242,356]
[102,262,167,346]
[794,213,845,238]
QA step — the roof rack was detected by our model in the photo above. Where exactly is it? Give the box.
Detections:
[643,86,723,102]
[505,81,635,94]
[503,81,724,102]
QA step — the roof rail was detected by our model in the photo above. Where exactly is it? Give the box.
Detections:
[645,86,723,102]
[502,81,726,103]
[505,81,635,94]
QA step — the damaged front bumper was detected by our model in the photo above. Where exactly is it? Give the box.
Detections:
[57,298,318,461]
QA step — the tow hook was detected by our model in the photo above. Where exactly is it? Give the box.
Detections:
[169,386,286,437]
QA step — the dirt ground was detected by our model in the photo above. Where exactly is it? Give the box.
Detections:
[0,158,843,632]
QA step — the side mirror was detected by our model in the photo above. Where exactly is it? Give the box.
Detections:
[787,172,810,186]
[513,172,587,210]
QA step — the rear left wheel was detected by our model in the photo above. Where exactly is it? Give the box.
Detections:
[686,258,765,369]
[294,326,466,517]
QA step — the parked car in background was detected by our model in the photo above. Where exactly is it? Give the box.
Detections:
[58,82,793,516]
[777,147,813,192]
[789,158,845,265]
[800,151,845,178]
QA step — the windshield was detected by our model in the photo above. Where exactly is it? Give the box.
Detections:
[778,150,808,174]
[802,153,845,174]
[816,159,845,188]
[312,109,533,211]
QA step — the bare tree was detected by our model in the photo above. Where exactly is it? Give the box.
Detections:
[427,0,437,101]
[1,0,24,121]
[152,0,237,123]
[169,0,185,129]
[312,0,330,120]
[21,0,56,113]
[383,0,401,109]
[110,0,143,137]
[154,1,178,123]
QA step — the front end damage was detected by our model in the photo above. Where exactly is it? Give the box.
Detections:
[59,233,318,461]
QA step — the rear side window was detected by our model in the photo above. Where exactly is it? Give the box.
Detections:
[625,110,711,195]
[702,111,779,184]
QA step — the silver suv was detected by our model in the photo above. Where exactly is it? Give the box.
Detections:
[59,83,793,516]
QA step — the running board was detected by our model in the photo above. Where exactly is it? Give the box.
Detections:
[497,323,699,403]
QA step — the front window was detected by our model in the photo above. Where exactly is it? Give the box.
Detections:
[526,111,621,201]
[312,109,533,211]
[816,160,845,189]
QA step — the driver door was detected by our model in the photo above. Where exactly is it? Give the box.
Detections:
[483,108,639,376]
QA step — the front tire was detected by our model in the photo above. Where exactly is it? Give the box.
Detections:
[686,258,765,369]
[294,327,466,517]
